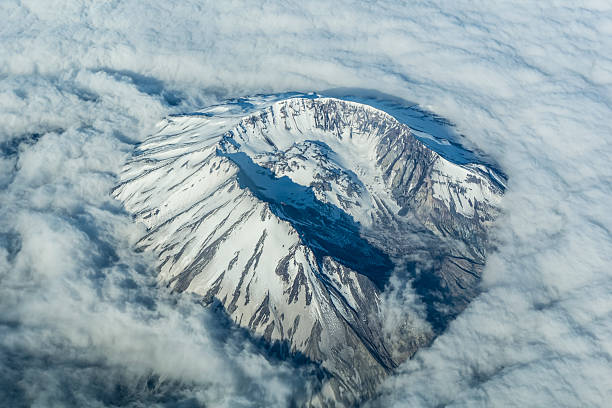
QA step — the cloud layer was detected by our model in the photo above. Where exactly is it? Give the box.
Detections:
[1,0,611,406]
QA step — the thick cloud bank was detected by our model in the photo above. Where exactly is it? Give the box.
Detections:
[1,1,611,406]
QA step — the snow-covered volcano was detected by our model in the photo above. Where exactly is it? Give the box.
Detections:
[113,94,504,405]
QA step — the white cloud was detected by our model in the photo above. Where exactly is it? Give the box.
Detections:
[1,0,611,406]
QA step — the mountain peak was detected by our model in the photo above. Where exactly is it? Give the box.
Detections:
[113,94,503,405]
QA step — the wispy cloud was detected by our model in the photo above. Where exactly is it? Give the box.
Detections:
[1,0,611,406]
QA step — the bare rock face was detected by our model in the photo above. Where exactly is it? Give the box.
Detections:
[113,95,504,405]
